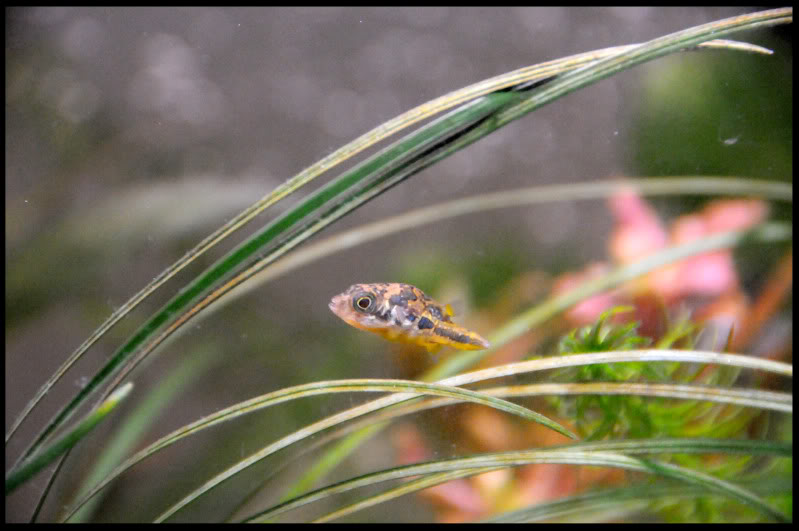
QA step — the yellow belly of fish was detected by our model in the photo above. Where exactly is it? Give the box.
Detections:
[351,320,486,352]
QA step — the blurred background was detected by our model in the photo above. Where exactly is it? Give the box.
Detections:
[6,7,791,522]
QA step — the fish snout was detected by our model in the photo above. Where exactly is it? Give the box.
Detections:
[328,294,345,314]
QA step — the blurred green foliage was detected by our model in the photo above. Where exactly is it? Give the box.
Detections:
[630,31,792,212]
[391,242,527,308]
[548,307,791,523]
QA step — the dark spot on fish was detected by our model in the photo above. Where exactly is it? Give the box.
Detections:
[389,295,408,307]
[428,305,444,320]
[417,317,434,330]
[394,318,403,326]
[434,326,471,345]
[400,287,417,301]
[406,313,417,322]
[374,309,390,321]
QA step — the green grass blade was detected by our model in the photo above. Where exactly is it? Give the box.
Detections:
[64,349,216,522]
[149,378,570,522]
[11,9,789,476]
[229,376,790,520]
[10,90,521,474]
[61,377,572,522]
[270,423,385,515]
[157,349,790,523]
[246,439,789,522]
[4,34,770,450]
[9,8,791,520]
[493,8,792,128]
[427,222,792,381]
[229,177,791,300]
[287,329,792,504]
[484,476,794,522]
[5,383,133,495]
[405,382,792,414]
[14,10,790,470]
[435,350,792,390]
[319,439,789,523]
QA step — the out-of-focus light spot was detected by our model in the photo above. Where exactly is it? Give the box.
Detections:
[61,16,105,61]
[38,67,76,103]
[58,81,101,123]
[723,136,740,146]
[127,33,227,128]
[268,73,323,123]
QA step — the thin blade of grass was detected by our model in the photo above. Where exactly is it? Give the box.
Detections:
[244,439,789,522]
[483,476,793,522]
[12,10,790,470]
[13,7,792,517]
[5,383,133,495]
[313,441,790,523]
[64,349,216,522]
[12,9,789,476]
[231,379,789,520]
[61,377,572,522]
[154,349,790,522]
[66,375,790,522]
[286,306,793,510]
[411,382,793,414]
[228,177,792,301]
[427,223,792,381]
[494,8,792,127]
[4,35,772,449]
[10,90,522,473]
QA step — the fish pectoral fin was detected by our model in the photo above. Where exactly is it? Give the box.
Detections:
[425,343,442,355]
[444,303,455,318]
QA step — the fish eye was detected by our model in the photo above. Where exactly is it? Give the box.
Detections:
[353,293,375,312]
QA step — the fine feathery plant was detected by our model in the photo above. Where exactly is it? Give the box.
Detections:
[6,8,792,523]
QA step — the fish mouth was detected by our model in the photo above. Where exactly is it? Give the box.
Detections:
[328,295,343,313]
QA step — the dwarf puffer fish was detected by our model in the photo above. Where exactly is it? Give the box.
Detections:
[329,283,490,351]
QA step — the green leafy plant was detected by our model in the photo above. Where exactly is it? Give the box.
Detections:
[545,307,790,522]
